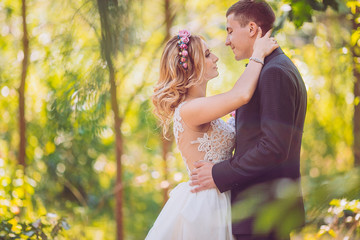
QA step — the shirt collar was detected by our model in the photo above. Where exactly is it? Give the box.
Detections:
[264,47,284,65]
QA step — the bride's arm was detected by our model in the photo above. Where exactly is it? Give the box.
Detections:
[181,29,278,126]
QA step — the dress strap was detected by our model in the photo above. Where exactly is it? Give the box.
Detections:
[173,101,187,143]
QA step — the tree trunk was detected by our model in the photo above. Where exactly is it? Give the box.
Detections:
[96,0,124,239]
[161,0,175,206]
[110,64,124,240]
[164,0,171,41]
[351,7,360,167]
[19,0,29,168]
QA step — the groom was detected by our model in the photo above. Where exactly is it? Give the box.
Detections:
[190,0,307,239]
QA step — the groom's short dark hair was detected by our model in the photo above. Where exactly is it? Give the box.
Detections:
[227,0,275,35]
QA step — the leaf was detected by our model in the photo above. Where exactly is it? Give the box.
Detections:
[46,213,57,218]
[355,96,360,106]
[61,220,70,230]
[328,229,337,237]
[351,30,360,47]
[32,219,41,229]
[23,230,36,237]
[290,1,314,28]
[330,199,341,206]
[347,0,360,14]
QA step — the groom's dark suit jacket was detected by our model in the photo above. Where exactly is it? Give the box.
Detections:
[213,48,307,237]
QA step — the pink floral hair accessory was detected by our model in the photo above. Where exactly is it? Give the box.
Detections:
[177,29,191,69]
[178,30,191,37]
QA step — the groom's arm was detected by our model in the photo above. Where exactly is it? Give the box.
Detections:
[212,65,297,193]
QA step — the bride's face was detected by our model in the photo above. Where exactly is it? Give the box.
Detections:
[202,41,219,81]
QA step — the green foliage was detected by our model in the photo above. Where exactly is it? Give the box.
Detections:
[0,215,69,240]
[296,198,360,239]
[0,160,69,239]
[1,0,359,239]
[279,0,349,29]
[318,198,360,239]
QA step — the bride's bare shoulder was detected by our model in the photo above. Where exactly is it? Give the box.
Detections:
[179,99,210,132]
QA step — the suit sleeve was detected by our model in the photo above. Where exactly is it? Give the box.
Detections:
[212,66,297,192]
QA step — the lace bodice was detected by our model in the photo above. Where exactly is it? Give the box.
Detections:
[173,102,236,174]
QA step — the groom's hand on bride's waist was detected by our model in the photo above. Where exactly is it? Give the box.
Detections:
[189,161,216,193]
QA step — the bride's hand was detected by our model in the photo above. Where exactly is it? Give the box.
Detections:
[252,27,279,60]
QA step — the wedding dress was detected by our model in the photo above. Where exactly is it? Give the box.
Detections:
[145,102,236,240]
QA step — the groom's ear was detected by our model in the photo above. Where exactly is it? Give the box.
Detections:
[248,22,258,38]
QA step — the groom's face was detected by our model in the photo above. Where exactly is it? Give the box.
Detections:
[225,13,253,61]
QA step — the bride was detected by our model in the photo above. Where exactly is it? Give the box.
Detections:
[146,29,278,240]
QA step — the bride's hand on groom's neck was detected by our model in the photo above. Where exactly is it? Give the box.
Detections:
[252,27,278,60]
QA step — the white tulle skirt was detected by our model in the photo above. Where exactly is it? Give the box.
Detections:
[145,181,233,240]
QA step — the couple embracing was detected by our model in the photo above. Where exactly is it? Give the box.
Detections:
[146,0,307,239]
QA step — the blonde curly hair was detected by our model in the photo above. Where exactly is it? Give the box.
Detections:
[152,35,206,134]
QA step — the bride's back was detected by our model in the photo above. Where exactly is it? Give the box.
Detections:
[173,102,235,174]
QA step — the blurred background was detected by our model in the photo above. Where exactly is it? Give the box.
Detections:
[0,0,360,239]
